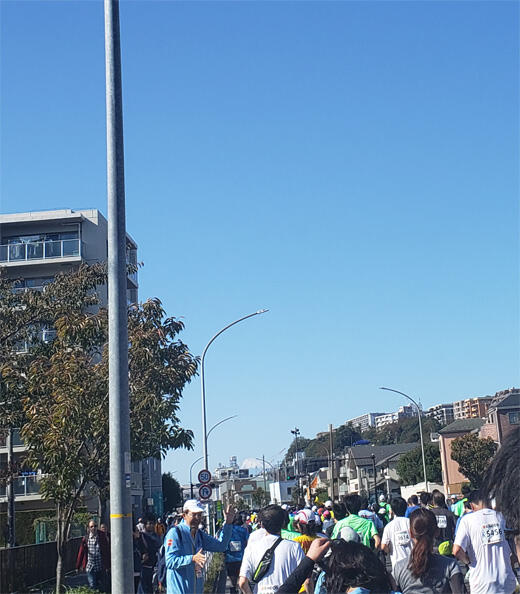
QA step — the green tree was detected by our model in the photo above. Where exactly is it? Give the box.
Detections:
[362,416,441,446]
[251,487,269,508]
[450,433,497,488]
[396,443,442,485]
[162,472,182,512]
[10,264,197,592]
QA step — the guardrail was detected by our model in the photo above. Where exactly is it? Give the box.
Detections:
[0,537,82,593]
[0,239,81,263]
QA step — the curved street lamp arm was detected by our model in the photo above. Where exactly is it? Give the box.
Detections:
[255,457,275,469]
[207,415,238,439]
[380,387,420,410]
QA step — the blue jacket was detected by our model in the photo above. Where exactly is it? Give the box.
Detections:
[224,525,249,563]
[165,520,232,594]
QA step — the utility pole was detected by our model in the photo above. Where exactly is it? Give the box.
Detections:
[371,453,376,501]
[328,424,334,500]
[105,1,133,591]
[262,455,267,503]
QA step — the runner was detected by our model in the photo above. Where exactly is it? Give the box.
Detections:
[331,495,381,549]
[381,497,412,570]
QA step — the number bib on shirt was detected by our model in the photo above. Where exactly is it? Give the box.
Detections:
[480,523,503,545]
[436,515,447,529]
[229,541,242,552]
[396,531,410,546]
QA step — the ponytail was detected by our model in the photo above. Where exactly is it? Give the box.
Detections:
[408,508,437,578]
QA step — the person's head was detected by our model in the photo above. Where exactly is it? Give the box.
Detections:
[322,510,331,520]
[145,519,155,533]
[87,519,98,536]
[419,492,431,507]
[344,494,362,516]
[359,495,369,510]
[333,502,347,521]
[325,540,392,594]
[233,514,244,526]
[408,494,419,506]
[432,490,446,509]
[157,518,163,524]
[99,523,108,533]
[259,505,285,535]
[138,517,143,524]
[324,500,333,510]
[408,508,438,578]
[378,494,386,503]
[294,509,317,537]
[461,484,471,497]
[183,500,205,530]
[371,502,380,514]
[467,489,484,511]
[390,497,407,518]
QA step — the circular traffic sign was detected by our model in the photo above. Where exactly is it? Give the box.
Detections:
[198,469,211,484]
[199,484,212,500]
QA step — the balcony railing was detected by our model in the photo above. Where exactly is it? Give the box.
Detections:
[0,239,81,263]
[0,476,40,498]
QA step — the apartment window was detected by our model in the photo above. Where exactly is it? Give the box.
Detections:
[509,412,519,425]
[287,488,292,495]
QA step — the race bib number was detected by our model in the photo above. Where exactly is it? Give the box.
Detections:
[396,531,410,546]
[480,523,503,545]
[436,515,447,529]
[229,540,242,552]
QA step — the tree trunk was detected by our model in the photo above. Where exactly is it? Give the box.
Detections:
[55,504,65,594]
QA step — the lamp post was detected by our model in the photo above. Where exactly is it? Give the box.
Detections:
[370,453,377,501]
[380,387,428,491]
[255,456,275,505]
[201,310,268,472]
[290,427,301,501]
[189,456,203,499]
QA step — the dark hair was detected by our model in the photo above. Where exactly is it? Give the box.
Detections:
[390,497,407,517]
[480,427,520,535]
[294,518,317,537]
[461,484,471,496]
[343,494,362,515]
[259,505,285,534]
[432,491,446,508]
[233,514,244,526]
[468,489,482,505]
[325,540,392,593]
[359,495,369,510]
[409,494,419,506]
[333,502,347,521]
[408,508,437,578]
[419,492,431,507]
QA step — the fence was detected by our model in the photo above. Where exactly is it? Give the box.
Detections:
[0,537,81,593]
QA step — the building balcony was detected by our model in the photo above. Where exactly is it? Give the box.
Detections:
[0,475,41,500]
[0,239,83,266]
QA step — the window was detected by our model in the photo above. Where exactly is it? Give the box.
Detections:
[509,412,519,425]
[287,488,292,495]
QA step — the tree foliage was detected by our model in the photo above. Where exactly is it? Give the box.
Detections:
[251,487,269,508]
[396,443,442,485]
[362,416,441,446]
[162,472,182,512]
[450,433,497,488]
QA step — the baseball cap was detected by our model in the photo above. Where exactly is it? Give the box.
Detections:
[295,509,314,524]
[183,499,205,513]
[339,526,361,543]
[325,500,333,509]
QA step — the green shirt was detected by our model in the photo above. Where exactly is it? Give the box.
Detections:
[281,528,300,540]
[453,498,467,517]
[331,514,378,547]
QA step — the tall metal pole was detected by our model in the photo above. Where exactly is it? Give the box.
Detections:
[328,424,334,500]
[262,455,267,501]
[200,310,268,471]
[105,1,133,591]
[371,453,376,500]
[190,456,204,499]
[380,387,428,491]
[6,428,15,548]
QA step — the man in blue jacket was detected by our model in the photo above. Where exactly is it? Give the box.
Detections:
[165,499,235,594]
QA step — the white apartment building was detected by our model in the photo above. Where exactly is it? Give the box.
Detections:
[427,403,454,426]
[0,209,162,519]
[374,405,418,430]
[347,412,387,433]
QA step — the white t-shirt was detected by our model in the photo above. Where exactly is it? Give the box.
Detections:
[454,508,517,594]
[239,532,305,594]
[382,516,412,568]
[247,528,267,545]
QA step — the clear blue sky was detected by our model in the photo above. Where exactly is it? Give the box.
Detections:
[1,1,518,485]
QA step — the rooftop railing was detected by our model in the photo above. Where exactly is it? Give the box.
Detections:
[0,239,81,263]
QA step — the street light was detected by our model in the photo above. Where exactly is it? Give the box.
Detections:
[380,387,428,491]
[255,456,275,504]
[201,310,268,471]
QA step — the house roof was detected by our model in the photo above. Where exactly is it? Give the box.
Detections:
[438,418,485,435]
[347,443,419,466]
[489,392,520,412]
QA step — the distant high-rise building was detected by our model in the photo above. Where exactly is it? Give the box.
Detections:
[374,405,418,430]
[347,412,387,433]
[427,403,455,426]
[453,396,493,420]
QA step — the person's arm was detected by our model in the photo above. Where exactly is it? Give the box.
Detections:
[448,561,467,593]
[238,576,253,594]
[373,533,381,550]
[164,529,197,570]
[277,538,330,594]
[202,506,235,552]
[381,525,390,554]
[452,544,470,565]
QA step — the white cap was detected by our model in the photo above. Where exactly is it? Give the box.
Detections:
[378,494,386,502]
[281,504,288,510]
[325,500,333,509]
[183,499,205,513]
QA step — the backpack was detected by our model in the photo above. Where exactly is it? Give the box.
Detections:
[252,537,282,584]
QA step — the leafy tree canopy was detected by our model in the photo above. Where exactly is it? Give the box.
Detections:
[450,433,497,489]
[362,416,441,446]
[162,473,182,513]
[396,442,442,485]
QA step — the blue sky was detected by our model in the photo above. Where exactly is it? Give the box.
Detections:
[1,1,518,485]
